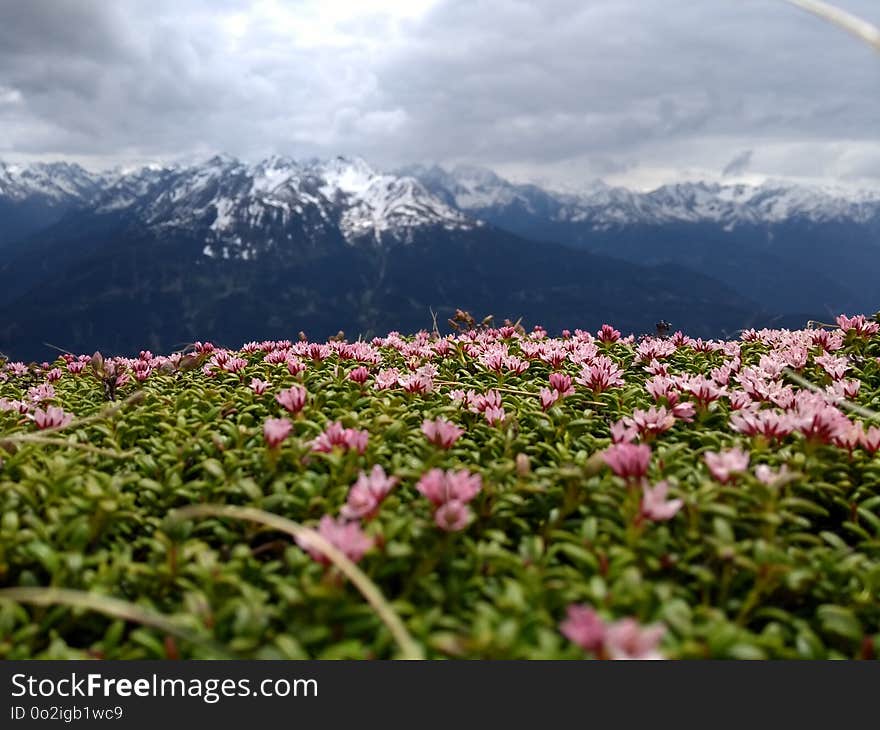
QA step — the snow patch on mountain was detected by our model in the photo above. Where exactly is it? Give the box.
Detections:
[88,155,477,253]
[0,161,104,204]
[4,156,879,256]
[404,164,880,229]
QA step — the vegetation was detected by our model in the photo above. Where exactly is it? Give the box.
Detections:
[1,313,879,659]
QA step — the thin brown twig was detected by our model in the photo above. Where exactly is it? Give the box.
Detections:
[783,367,880,422]
[0,587,235,658]
[170,504,424,660]
[433,380,605,405]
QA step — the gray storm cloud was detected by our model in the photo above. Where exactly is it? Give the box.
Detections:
[722,150,754,178]
[0,0,877,188]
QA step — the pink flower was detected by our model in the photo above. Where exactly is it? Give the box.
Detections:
[862,426,880,454]
[45,368,63,383]
[816,353,849,381]
[597,324,621,343]
[132,360,152,382]
[538,346,568,369]
[682,375,726,406]
[704,448,750,484]
[340,465,399,520]
[836,314,879,338]
[645,376,679,404]
[311,422,369,454]
[296,515,373,565]
[348,366,370,384]
[344,429,369,454]
[728,390,754,410]
[833,423,864,452]
[448,388,471,406]
[469,389,502,413]
[610,419,638,444]
[671,401,696,423]
[576,356,625,393]
[478,346,509,373]
[417,468,482,531]
[755,464,791,485]
[729,410,794,441]
[640,481,683,522]
[444,469,483,503]
[811,328,844,351]
[635,339,676,363]
[276,385,307,414]
[560,605,666,660]
[421,418,465,449]
[790,392,851,444]
[263,418,292,448]
[32,406,73,430]
[434,500,472,531]
[374,368,400,390]
[249,378,270,395]
[484,405,506,426]
[67,361,87,374]
[305,343,331,362]
[0,398,29,414]
[416,468,482,506]
[539,387,559,411]
[264,350,290,364]
[221,357,248,374]
[604,618,665,660]
[549,373,574,395]
[286,358,306,376]
[626,406,675,438]
[399,373,433,394]
[560,605,606,653]
[644,359,669,376]
[782,346,809,370]
[27,383,55,404]
[503,355,529,375]
[826,379,860,401]
[710,364,733,385]
[603,443,651,481]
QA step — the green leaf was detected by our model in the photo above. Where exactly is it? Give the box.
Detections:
[817,605,863,642]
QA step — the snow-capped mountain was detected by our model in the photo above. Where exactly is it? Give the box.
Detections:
[88,155,476,257]
[4,156,878,249]
[402,162,880,320]
[0,161,105,203]
[402,163,880,229]
[1,155,877,359]
[0,155,476,258]
[0,155,789,360]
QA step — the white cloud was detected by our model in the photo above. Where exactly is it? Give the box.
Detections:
[0,0,877,187]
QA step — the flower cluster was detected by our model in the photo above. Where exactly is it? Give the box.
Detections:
[416,468,483,531]
[2,311,879,660]
[560,605,665,660]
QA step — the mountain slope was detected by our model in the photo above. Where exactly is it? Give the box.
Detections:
[403,164,880,317]
[0,210,774,359]
[0,161,107,247]
[0,157,780,360]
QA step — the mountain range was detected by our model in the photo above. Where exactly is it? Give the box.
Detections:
[1,156,877,360]
[403,164,880,317]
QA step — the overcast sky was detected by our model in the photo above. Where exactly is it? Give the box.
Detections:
[0,0,878,190]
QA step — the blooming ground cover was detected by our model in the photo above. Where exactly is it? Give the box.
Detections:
[0,314,879,659]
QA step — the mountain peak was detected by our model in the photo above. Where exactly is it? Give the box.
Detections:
[407,164,880,228]
[49,155,478,254]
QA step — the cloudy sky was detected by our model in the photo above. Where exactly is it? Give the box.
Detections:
[0,0,878,190]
